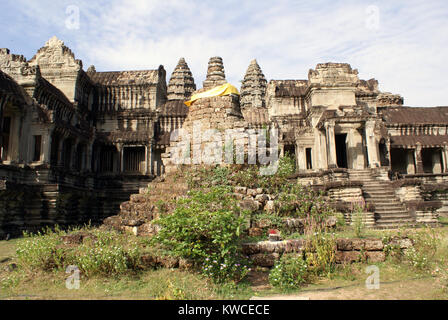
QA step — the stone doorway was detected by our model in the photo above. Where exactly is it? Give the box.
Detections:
[391,148,414,174]
[335,134,348,168]
[422,148,443,174]
[1,116,11,161]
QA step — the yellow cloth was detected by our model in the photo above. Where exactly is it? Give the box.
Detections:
[184,83,240,107]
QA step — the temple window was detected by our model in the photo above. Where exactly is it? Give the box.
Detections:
[1,117,11,161]
[306,148,313,169]
[33,135,42,162]
[123,146,146,173]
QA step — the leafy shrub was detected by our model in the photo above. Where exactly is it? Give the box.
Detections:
[16,227,142,277]
[276,153,296,178]
[404,228,439,271]
[269,254,310,289]
[202,254,250,284]
[304,231,336,277]
[67,242,141,277]
[16,227,65,271]
[352,203,365,238]
[152,186,249,283]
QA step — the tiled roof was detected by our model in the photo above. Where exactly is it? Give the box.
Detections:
[271,80,308,97]
[159,100,189,117]
[390,135,448,148]
[88,70,159,86]
[36,76,72,107]
[380,107,448,125]
[97,130,153,143]
[0,70,27,102]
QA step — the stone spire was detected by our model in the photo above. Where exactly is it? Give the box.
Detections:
[202,56,226,89]
[167,58,196,101]
[240,59,267,109]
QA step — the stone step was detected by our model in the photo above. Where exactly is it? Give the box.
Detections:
[375,213,413,219]
[374,209,407,214]
[362,183,392,188]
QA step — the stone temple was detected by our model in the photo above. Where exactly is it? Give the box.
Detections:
[1,36,448,236]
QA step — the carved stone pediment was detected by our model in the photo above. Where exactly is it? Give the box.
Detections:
[29,36,82,72]
[308,63,360,87]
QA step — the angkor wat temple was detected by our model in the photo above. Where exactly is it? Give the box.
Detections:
[1,36,447,236]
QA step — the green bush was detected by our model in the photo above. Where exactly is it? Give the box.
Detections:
[152,186,250,283]
[404,227,439,271]
[269,254,310,289]
[304,231,337,277]
[16,227,65,271]
[16,227,142,277]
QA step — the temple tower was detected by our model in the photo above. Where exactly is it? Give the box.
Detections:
[167,58,196,101]
[240,59,267,109]
[202,57,226,89]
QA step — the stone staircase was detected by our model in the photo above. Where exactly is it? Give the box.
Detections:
[102,173,189,235]
[348,169,415,229]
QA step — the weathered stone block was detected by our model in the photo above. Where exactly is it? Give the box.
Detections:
[390,238,413,249]
[335,251,362,263]
[351,239,365,250]
[250,253,280,267]
[239,199,260,212]
[242,242,260,255]
[264,200,275,212]
[247,189,258,197]
[248,227,264,237]
[336,238,353,251]
[364,239,384,251]
[366,251,386,263]
[234,186,247,194]
[255,194,269,202]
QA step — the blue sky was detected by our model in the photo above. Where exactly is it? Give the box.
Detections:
[1,0,448,107]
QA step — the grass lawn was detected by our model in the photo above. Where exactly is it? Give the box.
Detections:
[1,222,447,300]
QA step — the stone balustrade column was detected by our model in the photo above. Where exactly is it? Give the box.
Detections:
[415,143,423,174]
[365,120,380,168]
[41,129,52,164]
[325,121,337,169]
[57,138,64,166]
[443,144,448,173]
[86,142,93,172]
[117,143,124,173]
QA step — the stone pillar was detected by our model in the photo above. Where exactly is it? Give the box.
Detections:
[86,142,93,172]
[57,138,64,167]
[325,121,337,169]
[443,145,448,173]
[415,144,423,174]
[72,139,79,170]
[0,96,6,162]
[144,145,149,175]
[280,144,285,157]
[41,129,52,164]
[149,142,154,175]
[365,121,380,168]
[432,150,442,174]
[406,150,416,174]
[118,144,124,173]
[297,146,306,171]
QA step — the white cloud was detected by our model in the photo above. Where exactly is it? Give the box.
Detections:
[3,0,448,106]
